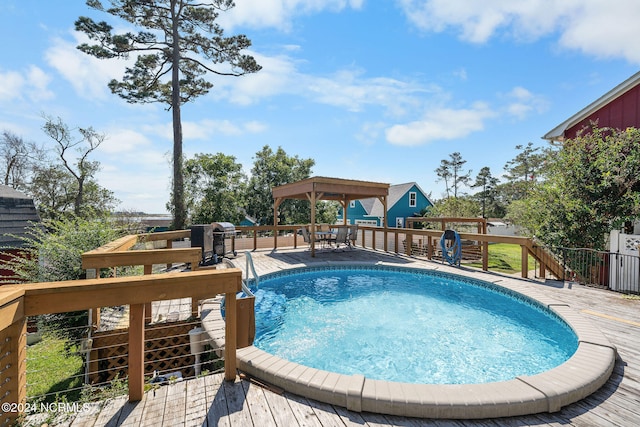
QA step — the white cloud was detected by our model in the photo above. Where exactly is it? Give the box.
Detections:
[215,52,435,116]
[26,66,54,101]
[0,66,53,103]
[0,70,26,100]
[306,71,428,114]
[220,0,364,31]
[144,118,267,142]
[558,1,640,63]
[44,35,131,100]
[502,86,548,119]
[99,128,152,155]
[213,52,299,105]
[397,0,570,43]
[356,121,387,145]
[385,102,496,146]
[397,0,640,63]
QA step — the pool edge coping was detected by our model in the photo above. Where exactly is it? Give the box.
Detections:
[200,261,617,420]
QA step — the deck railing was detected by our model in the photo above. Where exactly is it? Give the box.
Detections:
[236,224,565,280]
[0,229,241,425]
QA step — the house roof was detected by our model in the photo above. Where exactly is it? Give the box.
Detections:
[0,185,41,249]
[543,70,640,142]
[359,182,430,217]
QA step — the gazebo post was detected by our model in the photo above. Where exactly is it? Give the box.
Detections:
[341,198,348,225]
[381,195,388,252]
[310,189,317,257]
[273,197,283,250]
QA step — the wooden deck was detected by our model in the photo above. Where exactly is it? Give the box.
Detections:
[25,248,640,426]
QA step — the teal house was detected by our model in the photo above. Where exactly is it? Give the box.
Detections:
[337,182,432,227]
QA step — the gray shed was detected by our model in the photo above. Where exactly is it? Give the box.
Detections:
[0,185,41,249]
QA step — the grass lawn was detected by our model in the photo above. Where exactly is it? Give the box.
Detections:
[27,333,84,403]
[467,243,536,275]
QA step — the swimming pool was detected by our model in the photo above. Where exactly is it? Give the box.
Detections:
[252,267,578,385]
[204,262,616,419]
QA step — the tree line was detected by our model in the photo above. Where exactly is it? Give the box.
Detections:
[6,121,640,254]
[429,142,547,220]
[436,126,640,250]
[1,121,333,227]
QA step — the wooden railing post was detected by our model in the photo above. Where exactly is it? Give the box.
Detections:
[521,245,529,278]
[482,242,489,271]
[128,303,145,402]
[0,293,27,426]
[394,230,399,254]
[539,261,547,279]
[383,227,388,252]
[224,290,237,382]
[166,239,173,270]
[86,268,101,327]
[190,263,200,317]
[143,265,152,323]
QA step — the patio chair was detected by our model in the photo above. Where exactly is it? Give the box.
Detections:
[300,227,312,248]
[347,225,358,249]
[328,227,349,250]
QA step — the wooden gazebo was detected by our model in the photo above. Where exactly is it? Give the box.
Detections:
[272,177,390,256]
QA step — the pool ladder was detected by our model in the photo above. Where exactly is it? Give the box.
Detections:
[242,251,259,296]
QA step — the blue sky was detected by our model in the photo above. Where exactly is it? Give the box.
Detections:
[1,1,639,214]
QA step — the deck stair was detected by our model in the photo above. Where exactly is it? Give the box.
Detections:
[526,241,567,280]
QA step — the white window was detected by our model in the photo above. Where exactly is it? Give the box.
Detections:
[350,201,356,208]
[355,219,378,226]
[409,192,417,207]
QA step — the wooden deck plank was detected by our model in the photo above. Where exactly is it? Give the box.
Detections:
[327,401,370,427]
[360,411,400,427]
[241,379,279,426]
[69,401,101,427]
[140,383,168,427]
[95,395,129,427]
[162,380,187,426]
[283,392,324,427]
[262,383,302,426]
[184,375,208,426]
[205,370,231,427]
[222,379,254,426]
[113,399,146,426]
[307,398,350,427]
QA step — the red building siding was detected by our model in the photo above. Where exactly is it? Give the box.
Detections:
[564,84,640,139]
[0,250,21,283]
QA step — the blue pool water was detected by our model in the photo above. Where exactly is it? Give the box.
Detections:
[252,266,578,384]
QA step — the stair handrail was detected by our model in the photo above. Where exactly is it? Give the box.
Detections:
[243,251,259,295]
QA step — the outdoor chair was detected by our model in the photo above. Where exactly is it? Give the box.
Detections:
[347,225,358,249]
[328,227,349,250]
[300,227,312,248]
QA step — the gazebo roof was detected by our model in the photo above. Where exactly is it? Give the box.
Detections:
[272,176,389,201]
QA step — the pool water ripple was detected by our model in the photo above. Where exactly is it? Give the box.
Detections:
[253,268,578,385]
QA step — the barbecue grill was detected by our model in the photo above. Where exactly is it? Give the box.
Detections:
[211,222,237,261]
[190,222,237,265]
